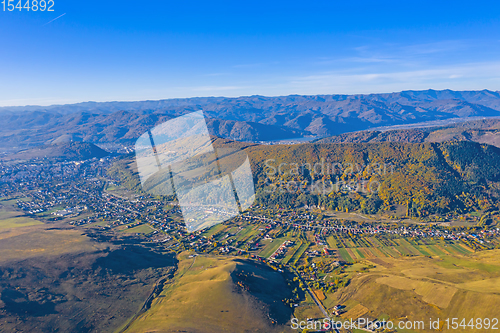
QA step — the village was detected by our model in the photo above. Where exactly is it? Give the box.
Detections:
[2,157,500,331]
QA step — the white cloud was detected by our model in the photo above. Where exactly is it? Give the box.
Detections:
[285,61,500,94]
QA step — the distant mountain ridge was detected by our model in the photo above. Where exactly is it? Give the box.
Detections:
[0,111,306,148]
[2,89,500,147]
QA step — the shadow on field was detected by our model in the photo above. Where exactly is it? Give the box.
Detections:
[93,245,175,275]
[0,244,177,332]
[1,288,58,317]
[231,259,293,325]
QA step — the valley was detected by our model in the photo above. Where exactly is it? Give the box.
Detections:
[1,134,500,331]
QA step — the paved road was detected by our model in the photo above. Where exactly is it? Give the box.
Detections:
[290,267,329,318]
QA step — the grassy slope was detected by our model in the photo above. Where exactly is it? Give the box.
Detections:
[332,250,500,332]
[125,254,294,333]
[121,224,154,234]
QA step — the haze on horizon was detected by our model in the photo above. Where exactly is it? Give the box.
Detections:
[1,0,500,107]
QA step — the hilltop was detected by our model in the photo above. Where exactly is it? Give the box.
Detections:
[123,254,294,333]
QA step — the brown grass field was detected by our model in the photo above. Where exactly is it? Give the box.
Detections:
[0,199,101,262]
[333,250,500,332]
[124,253,294,333]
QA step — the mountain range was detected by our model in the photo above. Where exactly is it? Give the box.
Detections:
[2,89,500,148]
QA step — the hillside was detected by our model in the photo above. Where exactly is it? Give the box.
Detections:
[123,254,294,333]
[3,89,500,147]
[333,250,500,333]
[1,142,110,161]
[108,139,500,219]
[318,118,500,148]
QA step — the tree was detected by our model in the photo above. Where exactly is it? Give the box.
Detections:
[361,194,383,214]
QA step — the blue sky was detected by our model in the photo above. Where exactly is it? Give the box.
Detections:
[1,0,500,106]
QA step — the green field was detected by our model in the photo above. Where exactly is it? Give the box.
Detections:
[326,235,338,249]
[0,201,43,229]
[235,225,259,242]
[353,248,365,259]
[289,241,310,265]
[258,237,290,258]
[83,220,110,228]
[281,245,297,265]
[121,224,154,234]
[328,232,477,263]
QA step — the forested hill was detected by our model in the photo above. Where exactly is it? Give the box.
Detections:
[1,142,109,161]
[109,139,500,219]
[317,118,500,148]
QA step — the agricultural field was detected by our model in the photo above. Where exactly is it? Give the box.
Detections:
[288,241,310,266]
[326,233,475,263]
[329,249,500,332]
[0,196,176,333]
[0,226,100,263]
[0,235,175,333]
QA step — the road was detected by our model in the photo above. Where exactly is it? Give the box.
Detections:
[73,186,142,215]
[291,267,329,318]
[267,240,288,259]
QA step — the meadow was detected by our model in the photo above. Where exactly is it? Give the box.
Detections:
[328,250,500,332]
[0,198,43,229]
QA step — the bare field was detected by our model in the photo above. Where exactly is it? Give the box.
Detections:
[0,225,104,262]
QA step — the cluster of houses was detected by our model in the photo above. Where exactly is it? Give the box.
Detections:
[269,240,294,260]
[0,158,113,198]
[53,205,86,217]
[332,304,345,316]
